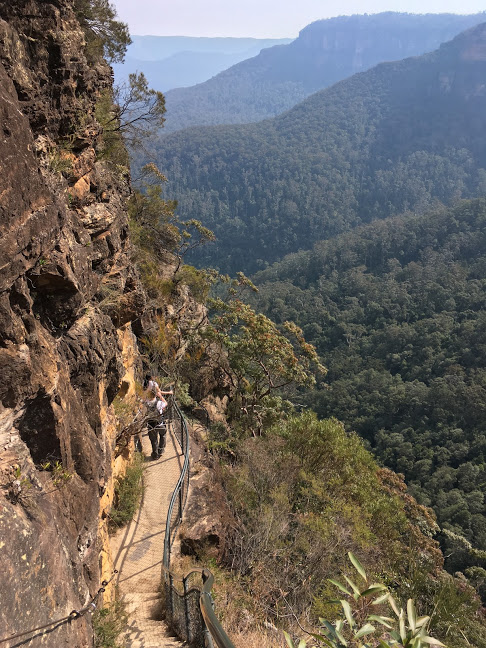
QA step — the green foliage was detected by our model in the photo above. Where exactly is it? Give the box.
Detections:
[128,167,178,255]
[40,460,72,488]
[221,413,438,627]
[175,265,212,303]
[406,569,486,648]
[285,554,445,648]
[74,0,131,64]
[174,382,194,408]
[109,453,144,531]
[129,164,214,297]
[92,597,128,648]
[141,314,182,375]
[204,298,326,432]
[7,465,33,504]
[211,410,486,646]
[247,198,486,578]
[94,90,130,169]
[206,421,236,456]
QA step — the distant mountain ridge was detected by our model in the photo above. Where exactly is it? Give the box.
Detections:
[161,11,486,132]
[152,22,486,275]
[112,35,292,92]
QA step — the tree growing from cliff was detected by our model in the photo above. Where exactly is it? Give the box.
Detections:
[113,74,166,149]
[204,295,326,433]
[129,163,215,295]
[75,0,131,63]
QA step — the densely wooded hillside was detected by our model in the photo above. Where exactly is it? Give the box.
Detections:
[152,22,486,275]
[249,198,486,572]
[160,12,486,133]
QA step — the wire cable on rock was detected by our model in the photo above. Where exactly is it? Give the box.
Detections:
[0,570,118,646]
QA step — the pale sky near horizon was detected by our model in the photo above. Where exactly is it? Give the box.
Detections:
[112,0,486,39]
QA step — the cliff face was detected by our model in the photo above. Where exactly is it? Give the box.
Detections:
[298,13,486,77]
[0,1,144,644]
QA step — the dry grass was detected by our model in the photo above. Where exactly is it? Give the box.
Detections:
[232,628,283,648]
[170,554,287,646]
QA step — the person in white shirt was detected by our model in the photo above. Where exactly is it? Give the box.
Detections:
[142,374,173,458]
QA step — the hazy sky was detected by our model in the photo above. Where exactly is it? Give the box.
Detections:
[112,0,485,38]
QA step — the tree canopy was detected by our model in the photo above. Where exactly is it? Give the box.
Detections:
[75,0,131,63]
[248,198,486,581]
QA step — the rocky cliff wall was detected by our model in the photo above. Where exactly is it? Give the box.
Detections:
[0,1,145,645]
[298,13,486,74]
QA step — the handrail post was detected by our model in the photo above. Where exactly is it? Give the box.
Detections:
[183,574,191,644]
[179,484,183,523]
[181,410,185,455]
[204,623,215,648]
[168,572,174,625]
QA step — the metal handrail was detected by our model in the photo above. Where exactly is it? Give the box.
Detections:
[200,570,236,648]
[162,399,235,648]
[163,400,190,569]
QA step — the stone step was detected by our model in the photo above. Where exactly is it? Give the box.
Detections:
[124,620,185,648]
[123,591,163,604]
[127,640,183,648]
[123,592,164,618]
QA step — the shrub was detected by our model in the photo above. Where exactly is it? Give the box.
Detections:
[109,453,144,531]
[218,413,445,633]
[284,553,445,648]
[92,597,128,648]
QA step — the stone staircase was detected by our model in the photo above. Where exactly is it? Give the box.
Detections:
[122,592,184,648]
[111,425,187,647]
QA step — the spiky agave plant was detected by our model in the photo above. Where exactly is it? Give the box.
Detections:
[284,553,445,648]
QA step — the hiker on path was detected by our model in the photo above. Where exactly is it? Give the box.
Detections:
[141,375,173,459]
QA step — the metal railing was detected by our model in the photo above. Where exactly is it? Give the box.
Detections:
[201,570,236,648]
[163,400,190,568]
[162,400,235,648]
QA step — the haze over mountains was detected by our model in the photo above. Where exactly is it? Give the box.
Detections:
[152,22,486,275]
[161,12,486,133]
[112,35,292,92]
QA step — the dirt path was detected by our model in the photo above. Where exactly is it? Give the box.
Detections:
[111,424,186,648]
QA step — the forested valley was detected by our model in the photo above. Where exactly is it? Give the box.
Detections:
[150,22,486,276]
[158,12,486,134]
[148,17,486,618]
[248,198,486,579]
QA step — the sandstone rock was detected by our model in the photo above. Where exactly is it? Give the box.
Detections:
[179,425,234,561]
[0,2,143,645]
[72,174,91,201]
[80,202,118,233]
